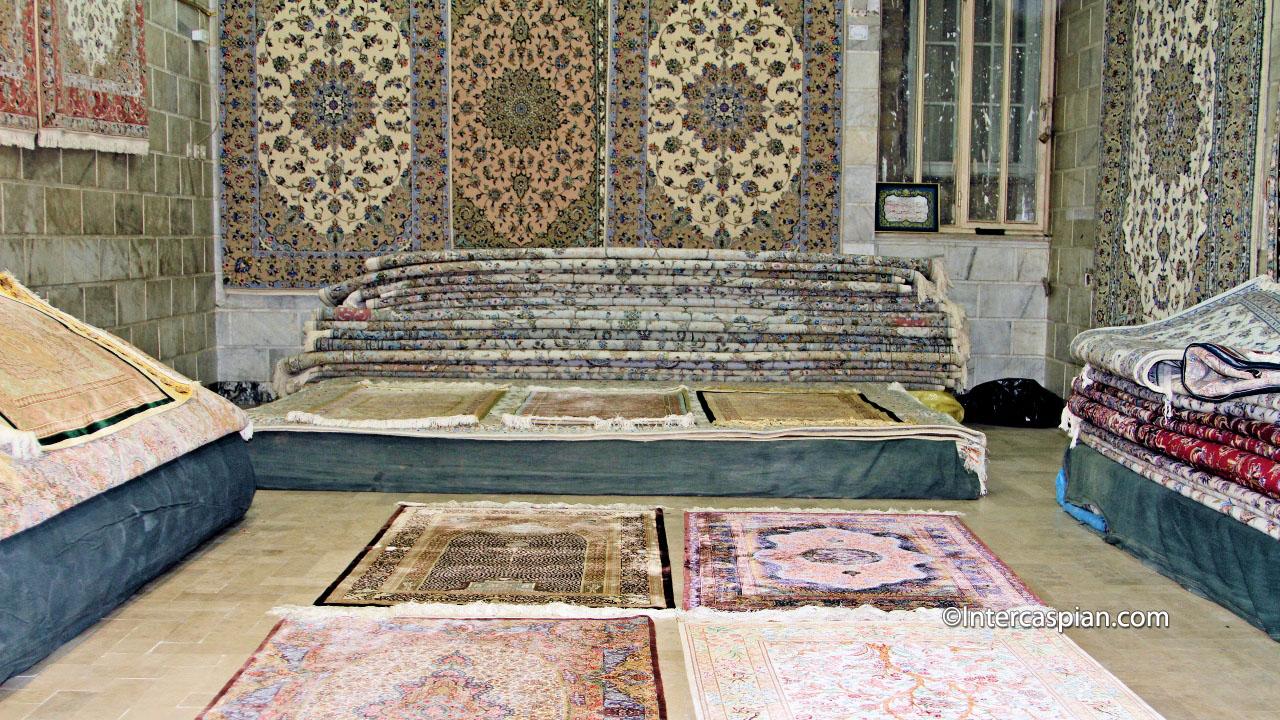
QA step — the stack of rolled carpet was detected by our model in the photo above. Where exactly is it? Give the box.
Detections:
[275,248,971,394]
[1061,277,1280,539]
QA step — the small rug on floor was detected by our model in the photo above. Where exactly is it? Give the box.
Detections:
[681,620,1163,719]
[684,511,1040,610]
[200,614,665,719]
[697,389,907,428]
[502,386,694,430]
[319,503,673,607]
[283,380,506,429]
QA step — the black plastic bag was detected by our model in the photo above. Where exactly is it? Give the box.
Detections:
[955,378,1064,428]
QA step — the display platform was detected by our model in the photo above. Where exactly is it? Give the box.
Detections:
[0,434,256,682]
[247,378,987,499]
[1061,444,1280,640]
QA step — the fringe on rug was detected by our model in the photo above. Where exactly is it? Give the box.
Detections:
[270,602,677,621]
[676,604,1054,624]
[358,379,510,391]
[0,127,35,149]
[396,500,663,512]
[681,505,963,515]
[1059,407,1081,448]
[710,418,913,429]
[285,410,481,430]
[36,129,148,155]
[266,603,1055,625]
[0,427,41,460]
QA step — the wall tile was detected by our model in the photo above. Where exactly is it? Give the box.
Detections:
[45,188,82,234]
[3,183,44,235]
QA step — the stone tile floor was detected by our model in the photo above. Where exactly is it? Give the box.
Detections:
[1,426,1277,718]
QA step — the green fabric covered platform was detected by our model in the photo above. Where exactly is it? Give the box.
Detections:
[1062,444,1280,640]
[246,377,986,499]
[248,431,981,498]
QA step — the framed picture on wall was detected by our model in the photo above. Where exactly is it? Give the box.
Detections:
[874,182,940,232]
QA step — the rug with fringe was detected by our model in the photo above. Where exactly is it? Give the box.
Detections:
[681,620,1163,719]
[199,614,665,719]
[683,511,1040,611]
[282,380,506,430]
[502,387,693,430]
[697,389,907,428]
[319,503,673,608]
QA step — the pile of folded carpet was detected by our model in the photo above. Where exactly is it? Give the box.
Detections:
[1061,277,1280,540]
[275,248,970,394]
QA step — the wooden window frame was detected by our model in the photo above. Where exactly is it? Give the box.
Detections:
[903,0,1057,234]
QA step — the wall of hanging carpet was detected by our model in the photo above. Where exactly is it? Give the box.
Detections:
[0,0,148,153]
[1090,0,1265,327]
[219,0,843,288]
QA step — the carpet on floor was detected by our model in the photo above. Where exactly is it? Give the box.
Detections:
[200,613,665,719]
[283,380,507,430]
[501,386,694,430]
[681,619,1164,719]
[318,503,673,608]
[698,388,907,428]
[683,510,1041,610]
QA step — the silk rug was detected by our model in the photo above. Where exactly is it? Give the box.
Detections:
[683,511,1040,610]
[1091,0,1263,325]
[0,0,37,148]
[502,387,695,430]
[450,0,606,247]
[200,613,666,719]
[319,503,673,607]
[283,380,506,430]
[38,0,148,153]
[681,620,1163,719]
[219,0,449,288]
[0,273,193,455]
[698,389,907,428]
[608,0,842,250]
[1071,277,1280,393]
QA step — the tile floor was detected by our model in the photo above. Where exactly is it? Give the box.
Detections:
[1,427,1278,719]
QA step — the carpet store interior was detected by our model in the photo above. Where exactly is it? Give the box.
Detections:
[1,0,1279,716]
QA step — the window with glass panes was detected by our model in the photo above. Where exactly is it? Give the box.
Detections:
[878,0,1053,230]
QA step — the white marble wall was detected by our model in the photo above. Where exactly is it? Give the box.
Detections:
[217,291,321,383]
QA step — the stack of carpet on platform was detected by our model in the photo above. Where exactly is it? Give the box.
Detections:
[1061,277,1280,541]
[274,248,970,394]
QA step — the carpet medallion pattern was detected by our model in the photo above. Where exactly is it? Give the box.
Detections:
[201,614,665,719]
[320,504,673,607]
[684,511,1040,610]
[220,0,450,287]
[681,621,1163,719]
[1092,0,1264,324]
[451,0,606,247]
[609,0,842,250]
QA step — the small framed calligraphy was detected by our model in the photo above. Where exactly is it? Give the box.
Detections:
[874,182,939,232]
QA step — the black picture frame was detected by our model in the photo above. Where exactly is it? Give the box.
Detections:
[874,182,940,232]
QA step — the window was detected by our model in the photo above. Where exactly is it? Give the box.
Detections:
[879,0,1054,230]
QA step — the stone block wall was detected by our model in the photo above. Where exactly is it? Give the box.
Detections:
[3,0,217,381]
[846,235,1051,388]
[1044,0,1103,398]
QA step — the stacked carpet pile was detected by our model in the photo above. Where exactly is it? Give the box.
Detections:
[274,248,970,395]
[1061,277,1280,540]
